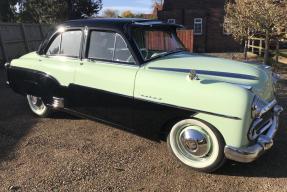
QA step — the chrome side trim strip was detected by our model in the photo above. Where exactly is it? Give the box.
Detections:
[149,67,259,80]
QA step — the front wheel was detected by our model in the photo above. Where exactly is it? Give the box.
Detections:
[167,119,226,172]
[27,95,52,117]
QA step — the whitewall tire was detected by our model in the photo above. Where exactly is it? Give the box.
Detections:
[27,95,51,117]
[167,119,226,172]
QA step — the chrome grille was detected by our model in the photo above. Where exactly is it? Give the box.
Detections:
[249,107,274,140]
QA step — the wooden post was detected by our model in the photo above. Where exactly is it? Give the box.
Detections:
[21,23,30,52]
[247,38,250,53]
[244,39,248,61]
[276,40,279,64]
[264,32,270,65]
[251,39,255,54]
[259,39,263,56]
[0,27,8,64]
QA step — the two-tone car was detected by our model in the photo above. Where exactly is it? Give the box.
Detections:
[5,18,283,172]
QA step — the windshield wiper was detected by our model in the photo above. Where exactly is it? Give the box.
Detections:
[147,48,187,61]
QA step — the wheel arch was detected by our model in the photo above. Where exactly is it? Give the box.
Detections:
[160,114,227,146]
[8,66,63,100]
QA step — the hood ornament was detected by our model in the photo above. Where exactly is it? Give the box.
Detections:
[189,70,200,80]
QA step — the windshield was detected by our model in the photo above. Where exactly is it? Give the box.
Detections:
[132,29,185,61]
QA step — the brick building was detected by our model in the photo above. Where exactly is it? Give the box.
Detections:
[158,0,242,52]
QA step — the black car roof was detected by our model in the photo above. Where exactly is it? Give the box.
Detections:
[62,18,182,30]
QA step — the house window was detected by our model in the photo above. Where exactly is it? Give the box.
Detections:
[222,22,231,35]
[167,19,176,24]
[194,18,203,35]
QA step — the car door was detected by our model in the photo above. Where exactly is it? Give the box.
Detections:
[70,30,139,129]
[40,30,82,85]
[7,29,83,102]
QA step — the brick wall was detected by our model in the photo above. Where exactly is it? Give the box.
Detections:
[158,0,242,52]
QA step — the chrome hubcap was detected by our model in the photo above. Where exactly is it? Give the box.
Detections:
[30,96,40,105]
[178,127,211,159]
[27,95,45,111]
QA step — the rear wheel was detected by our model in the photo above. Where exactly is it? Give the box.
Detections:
[167,119,226,172]
[27,95,51,117]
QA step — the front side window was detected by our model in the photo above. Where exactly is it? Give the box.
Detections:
[132,29,185,61]
[194,18,203,35]
[46,30,82,57]
[88,31,115,60]
[87,31,135,64]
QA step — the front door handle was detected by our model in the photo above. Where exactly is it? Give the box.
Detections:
[80,62,84,66]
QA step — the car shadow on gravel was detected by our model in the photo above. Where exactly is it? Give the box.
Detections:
[216,81,287,178]
[0,69,38,163]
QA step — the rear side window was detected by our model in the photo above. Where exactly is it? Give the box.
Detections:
[87,31,135,64]
[60,31,82,57]
[46,30,82,58]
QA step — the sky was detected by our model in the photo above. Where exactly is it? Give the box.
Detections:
[100,0,153,15]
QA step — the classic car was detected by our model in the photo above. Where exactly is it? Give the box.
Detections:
[5,18,283,172]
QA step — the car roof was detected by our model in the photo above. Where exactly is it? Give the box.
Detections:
[61,18,182,30]
[63,18,152,28]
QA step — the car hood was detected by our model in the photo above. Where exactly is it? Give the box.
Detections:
[145,52,274,101]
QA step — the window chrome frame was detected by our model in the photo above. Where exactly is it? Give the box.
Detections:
[194,18,203,35]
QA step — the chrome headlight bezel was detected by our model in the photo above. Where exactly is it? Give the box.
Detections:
[251,96,266,119]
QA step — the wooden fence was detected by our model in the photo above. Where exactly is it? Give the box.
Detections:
[146,29,193,52]
[247,37,265,56]
[177,30,193,52]
[0,23,51,66]
[247,37,287,63]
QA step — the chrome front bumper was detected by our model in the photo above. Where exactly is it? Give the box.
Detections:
[224,104,283,163]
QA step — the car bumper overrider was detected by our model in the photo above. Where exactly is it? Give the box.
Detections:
[224,103,283,163]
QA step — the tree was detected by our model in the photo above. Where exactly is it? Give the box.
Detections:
[19,0,68,24]
[152,0,163,6]
[103,9,119,18]
[121,10,135,18]
[0,0,18,22]
[18,0,102,24]
[67,0,102,19]
[225,0,287,64]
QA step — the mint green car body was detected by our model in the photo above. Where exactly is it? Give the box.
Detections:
[10,51,274,147]
[6,19,283,171]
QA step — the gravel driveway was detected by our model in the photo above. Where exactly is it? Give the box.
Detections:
[0,65,287,192]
